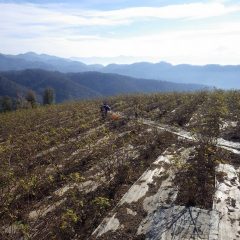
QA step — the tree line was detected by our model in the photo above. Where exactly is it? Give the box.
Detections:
[0,88,55,112]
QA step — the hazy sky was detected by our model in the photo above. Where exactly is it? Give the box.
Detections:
[1,0,240,64]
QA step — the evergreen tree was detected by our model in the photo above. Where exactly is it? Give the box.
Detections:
[25,90,37,108]
[1,96,13,112]
[43,88,54,105]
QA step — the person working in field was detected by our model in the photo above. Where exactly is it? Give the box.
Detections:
[100,102,111,119]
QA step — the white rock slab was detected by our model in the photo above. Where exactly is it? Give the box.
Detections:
[119,167,164,205]
[213,164,240,240]
[138,205,219,240]
[93,213,120,237]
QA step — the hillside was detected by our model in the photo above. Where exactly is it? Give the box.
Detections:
[0,69,206,103]
[0,69,101,103]
[67,72,206,95]
[0,91,239,239]
[0,75,28,97]
[1,52,240,89]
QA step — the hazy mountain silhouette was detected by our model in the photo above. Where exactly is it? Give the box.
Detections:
[0,52,101,73]
[0,52,239,89]
[102,62,240,89]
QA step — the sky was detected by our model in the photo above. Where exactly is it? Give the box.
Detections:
[1,0,240,65]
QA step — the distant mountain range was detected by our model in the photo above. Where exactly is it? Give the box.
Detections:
[0,52,102,72]
[0,69,206,103]
[0,52,239,89]
[102,62,240,89]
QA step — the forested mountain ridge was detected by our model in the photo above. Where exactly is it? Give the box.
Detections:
[0,69,207,103]
[0,75,28,97]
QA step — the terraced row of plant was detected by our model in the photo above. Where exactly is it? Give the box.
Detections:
[109,90,240,141]
[0,98,180,239]
[0,90,239,239]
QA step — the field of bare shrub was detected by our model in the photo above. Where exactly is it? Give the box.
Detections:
[0,90,239,239]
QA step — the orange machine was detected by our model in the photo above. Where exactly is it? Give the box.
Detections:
[110,112,121,121]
